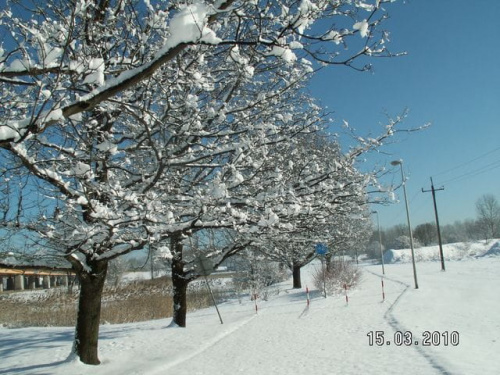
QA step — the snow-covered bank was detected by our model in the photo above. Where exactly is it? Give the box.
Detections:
[383,239,500,264]
[1,255,499,374]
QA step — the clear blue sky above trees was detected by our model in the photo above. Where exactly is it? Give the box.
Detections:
[309,0,500,228]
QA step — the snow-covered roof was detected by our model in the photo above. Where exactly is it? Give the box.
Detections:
[0,254,72,270]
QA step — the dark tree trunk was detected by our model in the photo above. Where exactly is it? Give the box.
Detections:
[325,253,333,273]
[170,234,190,327]
[292,263,302,289]
[171,264,189,327]
[72,260,108,365]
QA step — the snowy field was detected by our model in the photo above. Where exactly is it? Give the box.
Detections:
[1,242,499,375]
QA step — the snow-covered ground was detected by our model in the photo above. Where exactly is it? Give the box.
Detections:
[1,242,499,375]
[121,270,168,283]
[383,239,500,263]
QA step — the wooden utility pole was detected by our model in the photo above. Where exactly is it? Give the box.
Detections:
[422,177,445,271]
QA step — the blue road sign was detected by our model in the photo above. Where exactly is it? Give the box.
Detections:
[315,243,328,255]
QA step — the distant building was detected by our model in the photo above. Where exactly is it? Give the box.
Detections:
[0,254,74,292]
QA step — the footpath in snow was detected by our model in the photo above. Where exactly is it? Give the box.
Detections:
[1,256,499,375]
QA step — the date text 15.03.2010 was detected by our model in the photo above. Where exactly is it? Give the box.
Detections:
[367,331,459,347]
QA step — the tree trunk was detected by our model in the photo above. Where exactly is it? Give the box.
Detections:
[292,263,302,289]
[171,264,189,327]
[170,234,189,327]
[72,260,108,365]
[325,253,333,273]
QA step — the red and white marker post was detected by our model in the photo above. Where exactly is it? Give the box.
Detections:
[251,291,258,314]
[381,278,386,302]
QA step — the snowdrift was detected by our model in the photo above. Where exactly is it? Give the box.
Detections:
[383,239,500,264]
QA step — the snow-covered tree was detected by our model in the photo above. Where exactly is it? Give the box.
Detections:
[131,74,325,328]
[393,234,421,250]
[246,125,404,288]
[0,0,404,365]
[324,209,373,267]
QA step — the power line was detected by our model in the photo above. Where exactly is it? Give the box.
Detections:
[433,146,500,178]
[378,146,500,229]
[439,158,500,186]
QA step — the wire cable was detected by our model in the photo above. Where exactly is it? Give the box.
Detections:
[439,158,500,186]
[433,146,500,178]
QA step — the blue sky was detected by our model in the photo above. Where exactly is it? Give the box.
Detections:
[309,0,500,228]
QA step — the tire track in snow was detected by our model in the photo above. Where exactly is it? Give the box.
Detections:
[147,313,258,375]
[147,288,317,375]
[365,268,458,375]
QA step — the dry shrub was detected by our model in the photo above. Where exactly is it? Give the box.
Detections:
[0,289,77,328]
[101,276,174,324]
[313,260,362,296]
[0,276,223,328]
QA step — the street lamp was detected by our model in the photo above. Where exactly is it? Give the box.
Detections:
[391,160,419,289]
[371,210,385,275]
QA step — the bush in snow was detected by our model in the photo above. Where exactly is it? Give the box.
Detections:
[313,260,361,296]
[231,253,288,302]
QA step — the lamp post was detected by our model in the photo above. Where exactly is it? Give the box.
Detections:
[371,210,385,275]
[391,160,419,289]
